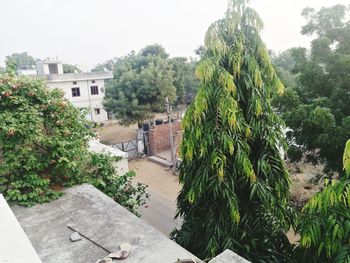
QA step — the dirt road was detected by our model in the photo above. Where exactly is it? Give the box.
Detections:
[130,158,182,237]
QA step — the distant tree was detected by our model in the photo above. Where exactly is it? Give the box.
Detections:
[63,64,81,73]
[140,44,169,59]
[295,139,350,262]
[172,0,295,261]
[170,57,199,105]
[91,58,117,73]
[194,45,205,58]
[104,46,176,126]
[273,5,350,175]
[5,52,36,71]
[271,49,298,89]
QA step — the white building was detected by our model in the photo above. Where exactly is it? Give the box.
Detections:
[35,59,112,122]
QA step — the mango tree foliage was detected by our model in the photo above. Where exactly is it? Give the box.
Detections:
[104,45,177,126]
[5,52,36,71]
[0,74,148,214]
[172,1,295,261]
[273,5,350,175]
[296,139,350,262]
[170,57,200,105]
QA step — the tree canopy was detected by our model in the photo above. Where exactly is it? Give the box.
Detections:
[272,4,350,175]
[5,52,36,70]
[172,1,295,261]
[103,44,198,126]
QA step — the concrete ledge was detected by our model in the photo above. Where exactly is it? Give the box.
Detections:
[148,155,173,167]
[209,249,250,263]
[11,184,198,263]
[0,195,42,263]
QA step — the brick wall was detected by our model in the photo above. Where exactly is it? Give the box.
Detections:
[147,121,182,155]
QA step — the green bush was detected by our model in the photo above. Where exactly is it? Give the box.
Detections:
[88,153,149,216]
[295,140,350,262]
[0,73,148,214]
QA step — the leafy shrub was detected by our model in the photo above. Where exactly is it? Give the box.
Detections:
[88,153,149,216]
[295,140,350,262]
[0,73,148,214]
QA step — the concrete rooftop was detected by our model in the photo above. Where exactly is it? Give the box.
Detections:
[11,184,199,263]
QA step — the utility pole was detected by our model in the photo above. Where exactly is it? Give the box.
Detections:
[165,97,176,169]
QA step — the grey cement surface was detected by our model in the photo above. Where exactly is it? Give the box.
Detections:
[11,184,198,263]
[209,249,251,263]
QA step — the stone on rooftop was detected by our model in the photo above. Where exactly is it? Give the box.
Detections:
[70,232,82,242]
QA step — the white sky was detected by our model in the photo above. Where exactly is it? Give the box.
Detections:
[0,0,349,70]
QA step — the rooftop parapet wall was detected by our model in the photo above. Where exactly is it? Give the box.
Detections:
[0,195,42,263]
[209,249,251,263]
[35,71,113,82]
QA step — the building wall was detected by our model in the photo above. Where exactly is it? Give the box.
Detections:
[46,79,108,122]
[148,121,182,155]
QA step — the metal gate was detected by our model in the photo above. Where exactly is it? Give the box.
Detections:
[111,139,138,160]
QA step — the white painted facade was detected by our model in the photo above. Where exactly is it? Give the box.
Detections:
[34,60,112,122]
[44,75,111,122]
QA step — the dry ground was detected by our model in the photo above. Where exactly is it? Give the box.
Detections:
[130,157,182,236]
[94,112,179,145]
[130,157,181,202]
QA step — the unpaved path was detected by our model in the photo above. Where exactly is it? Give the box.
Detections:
[130,158,182,236]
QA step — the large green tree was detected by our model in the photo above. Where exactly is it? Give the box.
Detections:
[272,5,350,175]
[104,45,176,126]
[172,1,295,261]
[5,52,36,71]
[170,57,199,105]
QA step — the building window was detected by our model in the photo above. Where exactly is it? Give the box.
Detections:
[92,80,96,83]
[73,81,77,85]
[94,108,101,115]
[71,87,80,97]
[90,85,99,95]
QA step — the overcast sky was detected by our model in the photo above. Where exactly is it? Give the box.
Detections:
[1,0,348,70]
